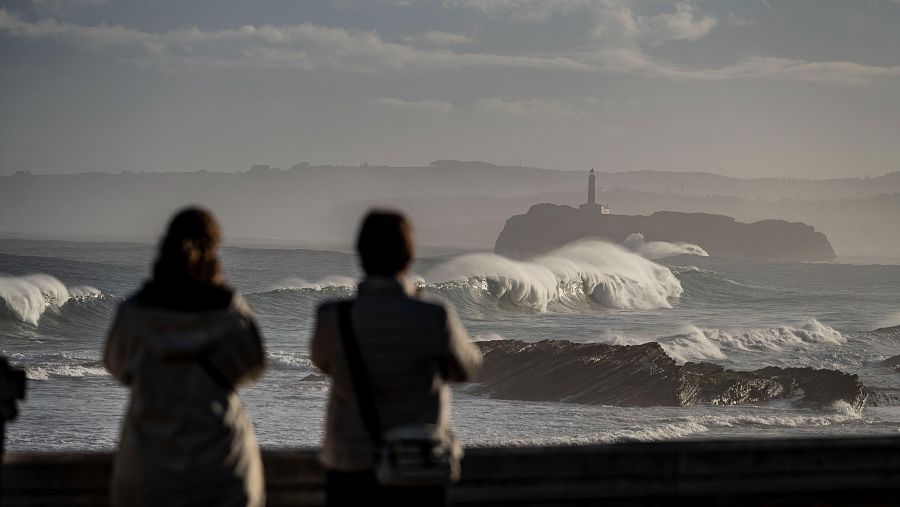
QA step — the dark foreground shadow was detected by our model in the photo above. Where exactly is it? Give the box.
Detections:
[4,436,900,506]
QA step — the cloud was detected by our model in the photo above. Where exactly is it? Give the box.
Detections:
[440,0,592,23]
[587,48,900,85]
[726,10,753,27]
[372,97,453,112]
[475,97,590,117]
[591,1,717,46]
[0,9,591,73]
[443,0,716,44]
[402,30,476,47]
[1,7,898,85]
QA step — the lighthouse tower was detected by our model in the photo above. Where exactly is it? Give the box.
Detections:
[587,168,596,205]
[579,168,610,214]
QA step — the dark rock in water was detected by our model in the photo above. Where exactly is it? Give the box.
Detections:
[754,366,868,413]
[472,340,683,406]
[871,325,900,335]
[494,205,835,262]
[473,339,868,409]
[300,373,327,382]
[882,355,900,372]
[869,387,900,407]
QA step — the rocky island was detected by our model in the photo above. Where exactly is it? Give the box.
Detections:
[494,170,836,262]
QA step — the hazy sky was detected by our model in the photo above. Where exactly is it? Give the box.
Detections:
[2,0,900,178]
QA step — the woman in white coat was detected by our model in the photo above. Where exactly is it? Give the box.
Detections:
[104,207,266,507]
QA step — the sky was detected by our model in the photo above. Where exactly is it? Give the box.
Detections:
[1,0,900,178]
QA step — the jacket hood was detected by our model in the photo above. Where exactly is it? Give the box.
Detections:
[117,293,250,359]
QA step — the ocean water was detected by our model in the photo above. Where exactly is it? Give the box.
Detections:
[1,237,898,452]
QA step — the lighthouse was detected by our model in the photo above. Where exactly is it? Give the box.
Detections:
[579,168,610,214]
[587,168,596,205]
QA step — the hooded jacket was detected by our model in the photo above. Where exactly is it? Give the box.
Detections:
[104,291,265,507]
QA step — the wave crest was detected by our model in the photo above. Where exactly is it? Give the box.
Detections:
[27,364,108,381]
[659,319,846,363]
[0,274,105,325]
[268,276,357,291]
[624,233,709,260]
[424,240,683,311]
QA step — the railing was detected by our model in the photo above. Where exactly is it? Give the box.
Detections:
[4,436,900,506]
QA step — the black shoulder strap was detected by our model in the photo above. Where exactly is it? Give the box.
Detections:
[336,301,383,444]
[198,356,234,393]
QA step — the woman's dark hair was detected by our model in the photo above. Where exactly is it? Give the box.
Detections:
[153,207,224,287]
[356,210,414,277]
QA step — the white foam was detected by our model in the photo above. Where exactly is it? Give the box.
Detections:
[624,233,709,260]
[692,407,864,428]
[266,350,313,370]
[476,420,710,447]
[424,240,683,311]
[659,326,729,363]
[69,285,103,300]
[472,333,507,342]
[0,274,71,325]
[26,364,108,381]
[658,319,846,363]
[270,276,357,291]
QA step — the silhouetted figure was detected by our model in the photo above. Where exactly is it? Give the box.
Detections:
[311,210,483,507]
[104,207,265,507]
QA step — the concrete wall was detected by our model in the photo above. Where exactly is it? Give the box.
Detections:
[4,436,900,506]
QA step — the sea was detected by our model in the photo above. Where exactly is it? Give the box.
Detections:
[1,235,898,452]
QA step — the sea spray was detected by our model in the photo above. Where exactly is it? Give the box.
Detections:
[0,274,101,325]
[657,319,846,363]
[623,233,709,260]
[268,275,357,291]
[424,240,683,311]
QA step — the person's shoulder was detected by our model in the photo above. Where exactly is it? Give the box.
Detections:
[113,291,144,317]
[409,292,455,321]
[228,292,254,315]
[315,297,354,317]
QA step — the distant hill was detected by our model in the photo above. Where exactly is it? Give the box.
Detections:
[1,161,899,258]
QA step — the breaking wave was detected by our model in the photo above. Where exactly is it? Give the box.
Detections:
[480,421,710,447]
[267,276,357,291]
[27,364,108,381]
[266,350,314,372]
[0,274,106,325]
[657,319,846,363]
[423,240,683,311]
[5,351,108,381]
[472,407,865,447]
[623,233,709,260]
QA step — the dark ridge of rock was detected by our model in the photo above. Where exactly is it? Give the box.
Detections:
[300,373,327,382]
[754,366,869,413]
[871,325,900,335]
[494,205,836,262]
[472,339,682,406]
[882,355,900,372]
[869,387,900,407]
[473,339,868,409]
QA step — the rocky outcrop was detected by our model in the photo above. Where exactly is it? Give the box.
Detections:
[473,339,868,410]
[882,355,900,372]
[494,204,836,261]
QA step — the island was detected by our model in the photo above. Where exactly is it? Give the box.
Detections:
[494,169,836,262]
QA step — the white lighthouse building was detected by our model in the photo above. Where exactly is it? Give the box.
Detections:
[579,168,610,214]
